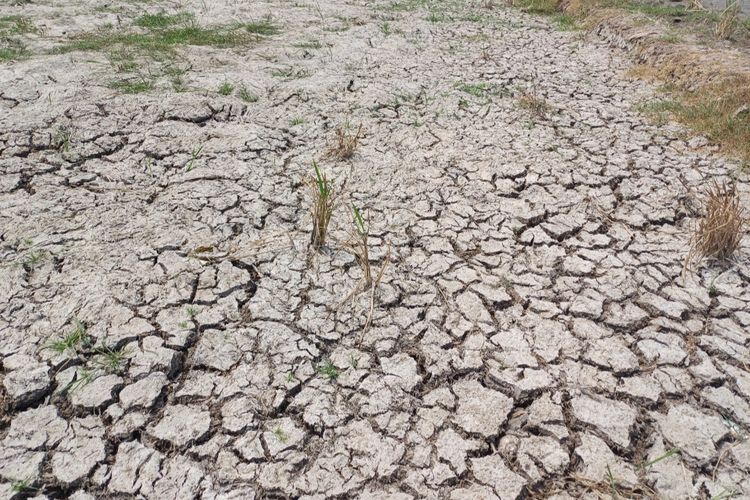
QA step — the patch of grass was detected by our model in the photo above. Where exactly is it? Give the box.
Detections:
[134,12,195,29]
[238,86,258,102]
[0,45,28,62]
[46,320,91,355]
[309,161,335,250]
[10,477,36,493]
[513,0,559,14]
[94,344,129,373]
[456,81,504,99]
[290,117,305,126]
[380,21,392,36]
[0,16,37,35]
[111,77,154,94]
[186,306,198,318]
[271,67,310,80]
[316,359,339,380]
[552,13,578,30]
[218,81,234,95]
[243,19,281,36]
[426,11,446,22]
[57,21,272,56]
[293,39,323,49]
[383,0,427,11]
[686,180,745,268]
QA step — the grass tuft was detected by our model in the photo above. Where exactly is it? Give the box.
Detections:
[316,360,339,380]
[518,91,550,117]
[218,81,234,95]
[324,124,363,161]
[309,161,335,250]
[46,319,91,355]
[347,205,372,287]
[686,180,746,268]
[238,86,258,102]
[134,12,195,29]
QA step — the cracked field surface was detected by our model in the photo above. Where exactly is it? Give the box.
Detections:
[1,0,750,498]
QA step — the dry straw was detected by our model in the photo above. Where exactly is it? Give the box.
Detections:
[323,124,363,161]
[686,180,746,269]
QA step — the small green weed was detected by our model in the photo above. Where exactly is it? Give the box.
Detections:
[316,359,339,380]
[238,86,258,102]
[46,320,91,355]
[272,426,289,442]
[185,143,204,171]
[94,344,129,373]
[218,81,234,95]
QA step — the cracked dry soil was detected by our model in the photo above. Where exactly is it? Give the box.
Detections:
[1,0,750,499]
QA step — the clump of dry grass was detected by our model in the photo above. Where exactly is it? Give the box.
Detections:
[686,180,746,268]
[324,124,363,161]
[518,91,550,117]
[308,161,336,250]
[715,1,740,40]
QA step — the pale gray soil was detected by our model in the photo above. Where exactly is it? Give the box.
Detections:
[1,0,749,499]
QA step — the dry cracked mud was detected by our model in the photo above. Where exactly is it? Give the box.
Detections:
[1,0,750,499]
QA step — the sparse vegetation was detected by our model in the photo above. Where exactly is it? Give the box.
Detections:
[349,205,372,287]
[111,77,154,94]
[639,447,681,469]
[244,18,282,36]
[309,161,335,250]
[324,124,363,161]
[238,86,258,102]
[185,143,204,171]
[10,477,35,493]
[94,344,129,373]
[686,180,745,268]
[272,426,289,442]
[290,117,305,126]
[271,67,310,80]
[316,359,339,380]
[715,1,739,40]
[46,320,91,355]
[218,81,234,95]
[518,90,550,117]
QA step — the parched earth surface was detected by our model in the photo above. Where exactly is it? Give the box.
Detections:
[1,0,750,499]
